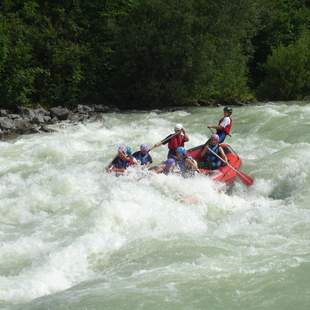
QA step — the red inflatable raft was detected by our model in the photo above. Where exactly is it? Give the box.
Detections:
[186,144,242,185]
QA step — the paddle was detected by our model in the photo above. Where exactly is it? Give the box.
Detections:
[206,145,254,187]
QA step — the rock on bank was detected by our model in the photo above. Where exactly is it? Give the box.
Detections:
[0,104,119,139]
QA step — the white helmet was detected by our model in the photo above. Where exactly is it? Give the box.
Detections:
[174,123,183,131]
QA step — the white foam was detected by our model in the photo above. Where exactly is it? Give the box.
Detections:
[1,106,310,303]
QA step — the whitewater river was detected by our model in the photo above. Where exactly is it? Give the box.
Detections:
[1,103,310,310]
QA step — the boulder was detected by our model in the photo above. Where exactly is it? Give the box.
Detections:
[19,107,36,121]
[39,125,54,133]
[31,106,50,123]
[34,106,50,116]
[68,113,88,123]
[43,115,52,123]
[0,117,15,130]
[0,109,8,116]
[88,114,104,122]
[50,106,70,120]
[77,104,94,114]
[14,119,34,134]
[8,114,21,120]
[32,114,46,124]
[94,104,109,113]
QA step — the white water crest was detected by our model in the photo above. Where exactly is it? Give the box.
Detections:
[1,103,310,310]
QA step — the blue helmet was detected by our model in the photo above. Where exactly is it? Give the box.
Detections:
[140,144,149,153]
[164,158,175,168]
[176,146,186,155]
[125,146,132,155]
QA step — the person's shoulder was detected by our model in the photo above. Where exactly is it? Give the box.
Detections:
[222,116,231,124]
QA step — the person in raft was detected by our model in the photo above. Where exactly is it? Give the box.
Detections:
[106,146,137,174]
[208,106,233,143]
[149,158,176,175]
[198,134,227,170]
[132,144,153,167]
[175,146,199,178]
[152,124,189,159]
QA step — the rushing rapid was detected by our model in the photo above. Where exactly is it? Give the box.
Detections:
[1,103,310,310]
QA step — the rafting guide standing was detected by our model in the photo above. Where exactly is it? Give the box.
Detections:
[208,106,233,143]
[151,124,189,159]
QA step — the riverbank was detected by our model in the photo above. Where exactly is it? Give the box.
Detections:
[0,99,249,140]
[0,104,122,140]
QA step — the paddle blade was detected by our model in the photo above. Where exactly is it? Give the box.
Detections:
[237,171,254,186]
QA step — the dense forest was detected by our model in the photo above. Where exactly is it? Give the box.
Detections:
[0,0,309,109]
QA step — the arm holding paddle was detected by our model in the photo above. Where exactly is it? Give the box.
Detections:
[150,135,174,152]
[200,140,227,166]
[150,125,188,152]
[181,128,189,142]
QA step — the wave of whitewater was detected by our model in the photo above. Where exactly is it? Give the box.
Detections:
[1,103,310,309]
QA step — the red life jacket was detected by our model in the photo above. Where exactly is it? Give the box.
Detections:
[128,157,136,166]
[168,134,186,150]
[218,117,232,135]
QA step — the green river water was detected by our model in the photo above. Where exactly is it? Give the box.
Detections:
[0,102,310,309]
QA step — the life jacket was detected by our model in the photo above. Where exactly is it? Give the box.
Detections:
[111,156,130,169]
[204,144,221,165]
[168,134,185,151]
[133,151,152,165]
[217,116,232,135]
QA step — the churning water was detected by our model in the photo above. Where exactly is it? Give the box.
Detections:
[1,103,310,309]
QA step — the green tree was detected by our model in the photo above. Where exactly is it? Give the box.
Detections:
[250,0,310,89]
[258,29,310,99]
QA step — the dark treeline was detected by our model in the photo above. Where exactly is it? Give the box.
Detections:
[0,0,309,110]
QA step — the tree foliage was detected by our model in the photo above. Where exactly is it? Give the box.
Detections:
[258,29,310,99]
[0,0,309,109]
